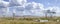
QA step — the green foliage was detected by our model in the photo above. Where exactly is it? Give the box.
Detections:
[19,18,38,21]
[40,18,49,20]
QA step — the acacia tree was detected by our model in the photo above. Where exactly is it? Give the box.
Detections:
[50,12,56,18]
[44,9,56,18]
[45,10,56,18]
[44,10,50,18]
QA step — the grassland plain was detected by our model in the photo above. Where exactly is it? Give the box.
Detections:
[0,17,60,24]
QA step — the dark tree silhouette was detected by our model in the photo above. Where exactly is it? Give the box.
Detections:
[44,9,56,18]
[45,10,56,18]
[50,12,56,18]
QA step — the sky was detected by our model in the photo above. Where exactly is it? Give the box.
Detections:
[0,0,60,16]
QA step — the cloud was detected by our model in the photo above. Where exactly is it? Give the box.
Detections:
[32,2,44,10]
[10,0,27,6]
[1,0,60,16]
[0,0,9,8]
[0,0,9,16]
[9,0,45,16]
[46,6,60,12]
[0,0,2,3]
[22,1,44,15]
[45,6,60,16]
[2,1,9,7]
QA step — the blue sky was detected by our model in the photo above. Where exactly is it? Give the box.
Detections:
[3,0,9,2]
[3,0,60,6]
[27,0,60,7]
[3,0,60,8]
[4,0,60,5]
[0,0,60,16]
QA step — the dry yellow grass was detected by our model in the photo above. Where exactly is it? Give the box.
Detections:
[0,17,60,24]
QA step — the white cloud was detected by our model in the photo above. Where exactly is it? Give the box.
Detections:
[10,0,27,6]
[46,6,60,12]
[2,1,9,7]
[45,6,60,16]
[1,0,60,16]
[9,0,45,16]
[23,1,44,15]
[0,0,10,16]
[0,0,9,8]
[0,0,2,3]
[32,2,44,9]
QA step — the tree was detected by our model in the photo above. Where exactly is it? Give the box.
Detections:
[13,8,16,20]
[45,10,56,18]
[50,12,56,18]
[44,9,56,18]
[44,10,50,18]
